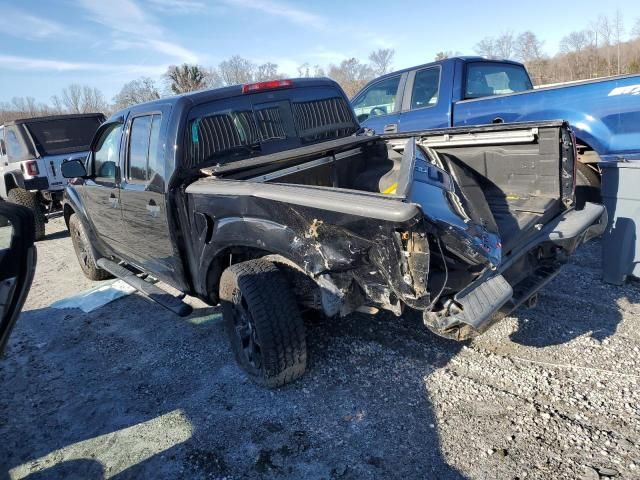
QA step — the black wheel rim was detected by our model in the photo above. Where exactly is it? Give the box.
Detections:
[231,289,262,370]
[73,227,89,268]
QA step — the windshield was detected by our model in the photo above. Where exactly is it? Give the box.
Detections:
[464,62,533,99]
[185,86,357,168]
[25,116,103,156]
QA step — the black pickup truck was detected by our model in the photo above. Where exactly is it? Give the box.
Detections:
[61,78,606,387]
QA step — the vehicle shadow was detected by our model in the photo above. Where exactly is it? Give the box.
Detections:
[40,228,70,241]
[509,240,638,347]
[0,296,466,480]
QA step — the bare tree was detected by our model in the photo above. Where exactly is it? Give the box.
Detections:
[218,56,255,86]
[633,18,640,38]
[598,15,614,75]
[165,64,208,94]
[255,62,282,81]
[495,32,515,59]
[368,48,395,76]
[475,37,497,58]
[205,68,224,89]
[49,84,106,113]
[327,58,373,98]
[113,77,161,110]
[515,31,545,84]
[613,10,625,74]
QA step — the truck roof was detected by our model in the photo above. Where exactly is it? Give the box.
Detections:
[2,112,105,127]
[108,77,343,121]
[360,56,526,86]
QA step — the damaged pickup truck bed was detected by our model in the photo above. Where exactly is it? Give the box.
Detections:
[61,78,606,387]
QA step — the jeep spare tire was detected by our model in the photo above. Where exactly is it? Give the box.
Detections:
[7,188,45,240]
[219,259,307,388]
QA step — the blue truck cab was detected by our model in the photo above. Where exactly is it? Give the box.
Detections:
[353,57,640,172]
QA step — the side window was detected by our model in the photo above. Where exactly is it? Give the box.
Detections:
[94,124,123,183]
[127,114,162,183]
[5,127,28,162]
[465,63,533,99]
[351,75,401,122]
[0,128,5,157]
[411,67,440,109]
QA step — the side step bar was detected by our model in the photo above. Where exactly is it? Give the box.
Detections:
[96,258,193,317]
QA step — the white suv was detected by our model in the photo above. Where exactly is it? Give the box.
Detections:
[0,113,104,239]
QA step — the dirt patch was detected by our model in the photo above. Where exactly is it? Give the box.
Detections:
[0,217,638,479]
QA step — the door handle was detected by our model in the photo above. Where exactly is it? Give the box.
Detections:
[492,117,504,124]
[383,123,398,133]
[108,192,119,208]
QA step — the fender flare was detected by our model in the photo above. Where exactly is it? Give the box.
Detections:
[62,186,106,262]
[195,215,306,298]
[2,171,25,198]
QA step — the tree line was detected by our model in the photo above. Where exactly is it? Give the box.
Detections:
[2,11,640,123]
[472,12,640,84]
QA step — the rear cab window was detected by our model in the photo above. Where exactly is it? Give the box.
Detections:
[185,85,357,169]
[24,116,103,156]
[464,62,533,99]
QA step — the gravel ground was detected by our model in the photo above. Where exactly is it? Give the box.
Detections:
[0,217,639,480]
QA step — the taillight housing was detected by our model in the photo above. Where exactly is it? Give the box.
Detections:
[242,79,293,94]
[24,160,39,176]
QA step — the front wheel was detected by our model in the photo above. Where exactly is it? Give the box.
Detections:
[69,214,112,281]
[7,188,45,240]
[219,259,307,388]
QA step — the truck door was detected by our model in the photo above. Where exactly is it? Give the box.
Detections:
[352,73,406,134]
[81,122,126,244]
[398,65,451,131]
[119,110,174,275]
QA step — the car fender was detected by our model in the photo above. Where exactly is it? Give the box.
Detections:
[2,171,25,198]
[195,215,305,296]
[63,185,106,261]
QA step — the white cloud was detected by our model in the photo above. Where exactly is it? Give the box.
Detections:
[146,0,207,13]
[0,54,167,76]
[221,0,325,29]
[0,8,71,40]
[77,0,199,63]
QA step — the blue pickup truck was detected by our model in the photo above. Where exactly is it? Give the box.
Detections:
[352,56,640,195]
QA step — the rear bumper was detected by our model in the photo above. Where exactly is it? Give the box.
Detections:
[424,203,607,339]
[543,202,607,250]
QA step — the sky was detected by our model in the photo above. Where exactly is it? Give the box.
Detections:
[1,0,639,104]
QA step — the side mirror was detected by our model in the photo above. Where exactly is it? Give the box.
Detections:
[61,159,87,178]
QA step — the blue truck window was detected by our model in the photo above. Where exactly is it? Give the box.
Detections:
[411,67,440,109]
[464,63,532,99]
[352,75,401,122]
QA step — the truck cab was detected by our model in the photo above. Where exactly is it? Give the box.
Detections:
[352,57,533,134]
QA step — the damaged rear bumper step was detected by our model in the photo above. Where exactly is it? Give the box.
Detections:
[96,258,193,317]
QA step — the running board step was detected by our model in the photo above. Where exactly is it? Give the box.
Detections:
[96,258,193,317]
[455,274,513,330]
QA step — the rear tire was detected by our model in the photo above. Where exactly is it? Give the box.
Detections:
[219,259,307,388]
[69,214,112,281]
[575,163,601,208]
[7,188,45,240]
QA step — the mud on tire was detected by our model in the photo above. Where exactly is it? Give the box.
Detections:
[69,214,112,281]
[219,259,307,388]
[7,188,45,241]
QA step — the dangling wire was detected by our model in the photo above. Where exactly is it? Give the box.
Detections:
[426,236,449,312]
